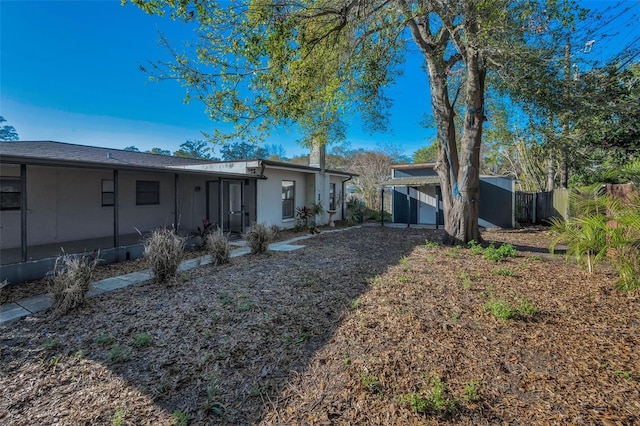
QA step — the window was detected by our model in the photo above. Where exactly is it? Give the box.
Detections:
[282,180,295,219]
[0,177,21,211]
[136,180,160,205]
[102,179,114,206]
[329,183,336,211]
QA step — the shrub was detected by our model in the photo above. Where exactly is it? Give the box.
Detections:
[206,227,231,266]
[144,228,185,284]
[245,222,273,254]
[49,251,99,316]
[483,243,517,262]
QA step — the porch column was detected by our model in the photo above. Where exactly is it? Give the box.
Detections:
[406,186,410,229]
[174,174,179,232]
[20,164,27,262]
[113,170,119,248]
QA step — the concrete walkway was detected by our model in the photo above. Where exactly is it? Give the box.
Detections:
[0,227,359,325]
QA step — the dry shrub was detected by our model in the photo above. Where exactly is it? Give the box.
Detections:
[206,227,231,266]
[49,252,99,316]
[144,228,185,283]
[245,222,273,254]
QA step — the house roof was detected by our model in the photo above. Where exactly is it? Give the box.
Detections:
[0,140,214,168]
[391,162,436,170]
[0,141,260,178]
[386,176,441,186]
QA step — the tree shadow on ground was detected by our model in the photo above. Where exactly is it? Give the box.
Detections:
[0,226,436,424]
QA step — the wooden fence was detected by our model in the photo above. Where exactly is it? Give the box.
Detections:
[515,189,570,225]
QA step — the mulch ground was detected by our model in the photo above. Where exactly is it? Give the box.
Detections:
[1,225,638,425]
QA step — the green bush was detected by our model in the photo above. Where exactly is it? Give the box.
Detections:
[144,228,185,284]
[245,222,273,254]
[49,251,99,316]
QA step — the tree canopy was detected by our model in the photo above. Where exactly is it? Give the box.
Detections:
[0,116,19,141]
[126,0,585,242]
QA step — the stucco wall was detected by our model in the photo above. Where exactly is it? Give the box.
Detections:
[256,168,310,229]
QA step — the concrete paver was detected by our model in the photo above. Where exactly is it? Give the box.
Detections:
[16,294,54,314]
[0,303,31,323]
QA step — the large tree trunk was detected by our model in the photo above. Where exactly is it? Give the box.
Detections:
[424,50,485,244]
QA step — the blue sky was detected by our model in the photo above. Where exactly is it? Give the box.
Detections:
[1,1,638,159]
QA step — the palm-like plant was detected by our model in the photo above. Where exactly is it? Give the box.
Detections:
[550,188,640,291]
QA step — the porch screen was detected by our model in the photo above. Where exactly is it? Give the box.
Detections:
[282,180,295,219]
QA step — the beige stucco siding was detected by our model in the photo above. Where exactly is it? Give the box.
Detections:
[0,166,217,249]
[256,168,309,229]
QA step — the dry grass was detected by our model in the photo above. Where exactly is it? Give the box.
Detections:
[245,222,273,254]
[49,252,99,316]
[205,227,231,266]
[143,228,185,284]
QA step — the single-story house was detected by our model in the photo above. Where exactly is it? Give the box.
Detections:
[386,163,516,229]
[0,141,354,283]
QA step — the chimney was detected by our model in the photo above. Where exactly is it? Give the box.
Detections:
[309,143,326,172]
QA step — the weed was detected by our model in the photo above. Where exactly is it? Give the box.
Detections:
[516,296,539,316]
[398,275,411,283]
[111,407,126,426]
[42,338,60,350]
[425,254,435,263]
[360,373,383,394]
[467,240,485,255]
[245,222,273,254]
[483,243,517,262]
[171,410,188,426]
[71,349,84,359]
[463,380,480,402]
[446,247,460,258]
[49,251,99,316]
[493,267,515,277]
[206,227,231,266]
[458,272,472,290]
[218,291,233,306]
[400,375,457,416]
[351,298,361,309]
[424,240,440,248]
[143,228,185,284]
[236,302,253,313]
[179,273,191,283]
[483,299,518,321]
[109,345,131,363]
[343,356,351,365]
[203,377,225,417]
[294,333,309,344]
[530,254,543,261]
[132,332,153,349]
[48,355,63,367]
[95,332,115,346]
[615,370,632,380]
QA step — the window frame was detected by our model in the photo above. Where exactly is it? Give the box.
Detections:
[0,177,21,211]
[282,180,295,219]
[101,179,114,207]
[329,182,336,211]
[136,180,160,206]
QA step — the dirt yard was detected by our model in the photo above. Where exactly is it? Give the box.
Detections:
[1,225,638,425]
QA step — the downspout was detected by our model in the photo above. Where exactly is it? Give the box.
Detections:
[341,175,353,221]
[113,169,119,250]
[20,164,27,262]
[174,174,179,232]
